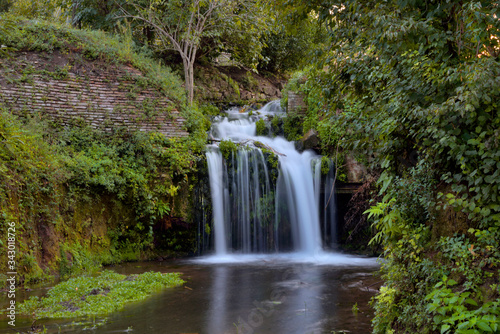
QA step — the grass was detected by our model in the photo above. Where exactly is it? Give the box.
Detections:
[0,13,186,105]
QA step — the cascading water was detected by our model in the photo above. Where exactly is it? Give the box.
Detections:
[205,100,337,257]
[206,150,228,255]
[312,157,338,248]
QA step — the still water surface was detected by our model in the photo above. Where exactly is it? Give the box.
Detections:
[1,256,380,334]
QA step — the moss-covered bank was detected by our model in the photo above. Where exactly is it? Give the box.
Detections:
[0,109,203,285]
[17,270,184,319]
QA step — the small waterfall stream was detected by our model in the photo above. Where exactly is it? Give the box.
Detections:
[205,100,337,257]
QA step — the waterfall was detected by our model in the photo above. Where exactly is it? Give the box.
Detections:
[276,149,321,253]
[206,149,228,255]
[312,157,338,248]
[205,100,337,256]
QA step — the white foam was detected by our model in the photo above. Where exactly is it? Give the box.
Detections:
[190,252,380,267]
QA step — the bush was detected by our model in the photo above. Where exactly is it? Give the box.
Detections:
[0,110,201,282]
[0,14,186,104]
[255,118,267,136]
[219,139,238,160]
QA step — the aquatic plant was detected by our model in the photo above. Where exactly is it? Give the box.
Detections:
[17,270,184,319]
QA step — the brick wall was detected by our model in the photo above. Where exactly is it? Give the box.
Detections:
[287,91,307,116]
[0,55,188,137]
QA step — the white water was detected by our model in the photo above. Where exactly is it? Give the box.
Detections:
[205,100,352,262]
[276,148,321,253]
[313,157,338,247]
[193,252,378,266]
[206,150,228,255]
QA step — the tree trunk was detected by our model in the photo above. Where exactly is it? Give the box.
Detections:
[183,58,194,106]
[72,0,79,28]
[188,64,194,105]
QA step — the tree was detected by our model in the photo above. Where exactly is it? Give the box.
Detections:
[0,0,12,12]
[7,0,70,22]
[257,15,328,73]
[119,0,265,105]
[70,0,123,29]
[277,1,500,332]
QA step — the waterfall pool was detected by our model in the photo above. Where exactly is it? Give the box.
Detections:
[2,258,381,334]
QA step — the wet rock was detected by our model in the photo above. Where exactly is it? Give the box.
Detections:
[294,140,304,152]
[345,154,368,183]
[302,129,319,150]
[59,301,80,312]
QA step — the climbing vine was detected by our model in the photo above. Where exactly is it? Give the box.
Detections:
[278,0,500,332]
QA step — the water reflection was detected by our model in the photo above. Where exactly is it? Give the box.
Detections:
[0,260,380,334]
[201,261,373,334]
[207,265,229,334]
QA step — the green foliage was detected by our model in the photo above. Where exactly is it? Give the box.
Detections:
[201,2,271,70]
[62,128,196,224]
[0,112,65,196]
[181,104,210,151]
[438,229,500,291]
[261,149,278,170]
[0,13,15,57]
[219,139,237,160]
[280,69,307,110]
[320,156,330,175]
[372,286,397,334]
[120,0,271,104]
[241,71,258,90]
[366,196,403,246]
[0,16,213,283]
[258,192,275,227]
[18,253,47,285]
[270,115,283,136]
[0,14,186,105]
[280,0,500,331]
[0,112,61,282]
[351,302,359,316]
[426,276,500,334]
[255,118,267,136]
[283,113,303,142]
[221,72,240,99]
[0,0,12,13]
[70,0,128,31]
[199,103,221,117]
[0,108,200,282]
[16,270,184,319]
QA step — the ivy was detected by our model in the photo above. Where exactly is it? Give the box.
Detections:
[279,0,500,332]
[426,276,500,334]
[0,109,201,282]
